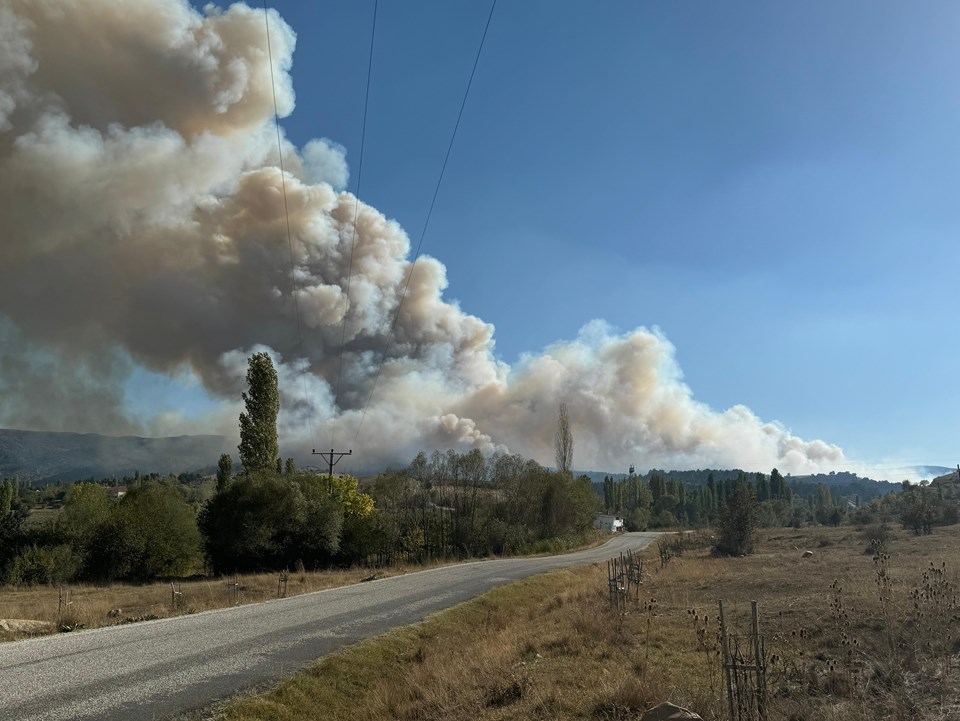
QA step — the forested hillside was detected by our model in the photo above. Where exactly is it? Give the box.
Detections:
[0,429,233,482]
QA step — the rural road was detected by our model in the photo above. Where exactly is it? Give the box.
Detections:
[0,532,660,721]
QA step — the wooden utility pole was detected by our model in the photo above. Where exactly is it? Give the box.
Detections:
[312,448,353,491]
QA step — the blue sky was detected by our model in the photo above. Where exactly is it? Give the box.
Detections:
[179,0,960,469]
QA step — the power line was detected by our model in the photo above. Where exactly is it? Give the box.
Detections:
[354,0,498,443]
[332,0,379,449]
[263,3,315,445]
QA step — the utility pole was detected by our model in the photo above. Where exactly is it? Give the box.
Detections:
[312,448,352,491]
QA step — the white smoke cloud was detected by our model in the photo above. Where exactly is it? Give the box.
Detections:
[0,0,850,476]
[301,138,349,191]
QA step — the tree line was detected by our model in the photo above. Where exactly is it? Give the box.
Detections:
[1,352,951,583]
[0,354,598,585]
[600,468,794,530]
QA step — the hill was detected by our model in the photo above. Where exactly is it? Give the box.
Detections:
[933,468,960,486]
[0,428,233,483]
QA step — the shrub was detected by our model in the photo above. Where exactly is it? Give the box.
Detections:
[714,482,758,556]
[862,522,894,548]
[8,544,80,585]
[85,483,201,580]
[625,507,649,532]
[199,471,343,573]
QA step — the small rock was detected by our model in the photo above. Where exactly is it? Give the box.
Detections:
[640,702,703,721]
[802,550,814,558]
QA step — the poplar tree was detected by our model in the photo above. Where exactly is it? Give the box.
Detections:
[554,402,573,476]
[237,352,280,473]
[216,454,232,492]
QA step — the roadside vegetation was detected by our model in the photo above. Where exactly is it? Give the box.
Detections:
[0,354,599,633]
[1,350,958,663]
[210,524,960,721]
[0,564,411,640]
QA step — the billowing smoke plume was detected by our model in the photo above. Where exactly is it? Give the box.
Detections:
[0,0,846,474]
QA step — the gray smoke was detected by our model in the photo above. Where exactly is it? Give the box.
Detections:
[0,0,847,474]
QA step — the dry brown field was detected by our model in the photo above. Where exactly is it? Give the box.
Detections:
[0,565,413,640]
[209,524,960,721]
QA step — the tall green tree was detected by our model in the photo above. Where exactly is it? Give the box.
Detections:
[769,468,784,499]
[238,352,280,473]
[755,472,769,502]
[57,483,111,551]
[216,454,233,492]
[199,471,343,573]
[650,473,666,502]
[715,481,759,556]
[86,484,201,580]
[554,402,573,476]
[0,480,27,572]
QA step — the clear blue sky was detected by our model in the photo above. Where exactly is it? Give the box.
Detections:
[185,0,959,468]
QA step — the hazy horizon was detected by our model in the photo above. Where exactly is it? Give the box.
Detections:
[0,1,956,483]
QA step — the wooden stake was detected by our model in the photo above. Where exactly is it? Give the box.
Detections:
[719,600,736,721]
[751,600,766,720]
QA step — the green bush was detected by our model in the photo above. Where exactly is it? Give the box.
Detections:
[85,483,201,580]
[625,506,649,532]
[7,544,80,585]
[199,471,343,573]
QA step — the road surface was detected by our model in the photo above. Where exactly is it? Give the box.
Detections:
[0,532,660,721]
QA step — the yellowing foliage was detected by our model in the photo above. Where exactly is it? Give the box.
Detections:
[330,474,375,518]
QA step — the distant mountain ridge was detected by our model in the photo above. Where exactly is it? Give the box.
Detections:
[3,427,948,489]
[0,428,233,483]
[914,465,955,480]
[580,468,894,487]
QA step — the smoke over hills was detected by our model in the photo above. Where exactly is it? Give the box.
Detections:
[0,428,232,483]
[0,0,846,474]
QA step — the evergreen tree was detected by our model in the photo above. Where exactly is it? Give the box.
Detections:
[602,476,613,511]
[216,454,233,492]
[650,473,666,502]
[715,481,758,556]
[237,352,280,473]
[769,468,784,499]
[706,472,717,510]
[756,472,769,502]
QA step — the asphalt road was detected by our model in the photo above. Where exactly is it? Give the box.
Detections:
[0,532,660,721]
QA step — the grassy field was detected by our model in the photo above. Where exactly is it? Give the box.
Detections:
[206,524,960,721]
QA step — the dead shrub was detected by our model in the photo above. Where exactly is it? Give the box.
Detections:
[591,677,657,720]
[485,678,523,708]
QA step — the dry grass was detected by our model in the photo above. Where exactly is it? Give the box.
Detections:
[0,564,424,641]
[0,531,611,641]
[207,525,960,721]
